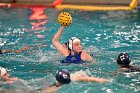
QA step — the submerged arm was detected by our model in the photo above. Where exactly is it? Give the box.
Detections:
[41,82,61,93]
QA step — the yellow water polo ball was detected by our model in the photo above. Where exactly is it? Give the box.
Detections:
[58,12,72,26]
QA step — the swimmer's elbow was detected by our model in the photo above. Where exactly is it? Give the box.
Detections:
[52,38,57,44]
[87,57,94,63]
[52,39,55,43]
[52,34,60,43]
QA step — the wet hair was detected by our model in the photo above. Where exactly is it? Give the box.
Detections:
[117,53,131,67]
[55,69,71,84]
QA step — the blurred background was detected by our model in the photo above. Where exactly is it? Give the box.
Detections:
[0,0,140,5]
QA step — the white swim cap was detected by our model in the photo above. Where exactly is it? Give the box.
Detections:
[0,67,7,77]
[68,37,80,50]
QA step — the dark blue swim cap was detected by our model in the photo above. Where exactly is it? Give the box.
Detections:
[55,69,71,84]
[117,53,131,66]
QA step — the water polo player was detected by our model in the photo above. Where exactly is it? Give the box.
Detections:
[52,12,93,63]
[52,26,93,63]
[0,66,20,83]
[116,53,140,72]
[41,69,108,93]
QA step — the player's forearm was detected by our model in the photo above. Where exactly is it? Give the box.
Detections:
[52,26,65,42]
[2,50,14,53]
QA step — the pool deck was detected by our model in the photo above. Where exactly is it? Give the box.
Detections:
[0,0,139,8]
[1,0,140,5]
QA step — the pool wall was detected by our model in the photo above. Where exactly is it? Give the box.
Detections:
[1,0,140,5]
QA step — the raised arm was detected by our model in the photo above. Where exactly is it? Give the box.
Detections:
[52,26,69,56]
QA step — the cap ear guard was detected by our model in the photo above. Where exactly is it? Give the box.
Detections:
[65,41,71,51]
[58,70,69,79]
[63,73,68,79]
[68,38,73,50]
[68,37,80,50]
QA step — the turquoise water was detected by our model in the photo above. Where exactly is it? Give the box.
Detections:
[0,7,140,93]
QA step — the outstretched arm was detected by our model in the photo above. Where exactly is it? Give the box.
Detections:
[0,49,14,54]
[77,76,109,83]
[0,44,48,54]
[2,76,21,84]
[6,77,21,83]
[52,26,69,56]
[0,46,28,54]
[1,46,30,54]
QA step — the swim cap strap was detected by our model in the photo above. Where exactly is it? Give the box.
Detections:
[68,38,74,50]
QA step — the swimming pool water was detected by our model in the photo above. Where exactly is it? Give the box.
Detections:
[0,7,140,93]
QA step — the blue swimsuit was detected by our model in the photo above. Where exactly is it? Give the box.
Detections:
[61,52,85,64]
